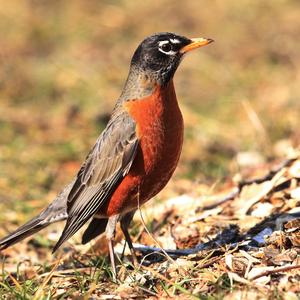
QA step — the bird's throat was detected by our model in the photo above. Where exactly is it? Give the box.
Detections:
[119,66,161,102]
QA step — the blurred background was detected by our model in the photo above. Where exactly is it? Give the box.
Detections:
[0,0,299,226]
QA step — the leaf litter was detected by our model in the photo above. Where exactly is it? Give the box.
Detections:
[1,153,300,298]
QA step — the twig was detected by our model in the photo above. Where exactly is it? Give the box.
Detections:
[197,256,222,270]
[39,267,92,278]
[134,209,174,242]
[135,240,243,260]
[202,157,297,210]
[238,157,296,187]
[202,187,239,210]
[250,264,300,281]
[137,285,157,297]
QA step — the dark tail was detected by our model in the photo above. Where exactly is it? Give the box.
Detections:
[82,218,108,244]
[0,182,72,251]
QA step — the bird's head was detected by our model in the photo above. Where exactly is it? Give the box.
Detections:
[131,32,214,85]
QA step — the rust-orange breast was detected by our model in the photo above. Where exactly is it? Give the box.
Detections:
[102,80,184,216]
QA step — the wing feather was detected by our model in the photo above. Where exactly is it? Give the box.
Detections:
[53,111,138,252]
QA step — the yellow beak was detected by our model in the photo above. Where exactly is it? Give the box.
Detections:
[180,37,214,54]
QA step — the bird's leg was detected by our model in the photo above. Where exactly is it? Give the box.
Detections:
[120,211,138,266]
[122,226,138,266]
[105,215,119,281]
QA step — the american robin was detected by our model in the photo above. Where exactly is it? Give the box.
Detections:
[0,32,213,279]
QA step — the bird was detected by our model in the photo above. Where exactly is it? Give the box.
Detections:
[0,32,213,279]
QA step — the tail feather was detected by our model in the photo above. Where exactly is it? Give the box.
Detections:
[0,181,73,251]
[0,216,48,250]
[0,209,68,251]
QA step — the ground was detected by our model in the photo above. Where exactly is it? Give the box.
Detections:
[0,0,300,299]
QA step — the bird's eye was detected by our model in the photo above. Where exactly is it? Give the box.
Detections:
[158,41,177,55]
[161,43,172,52]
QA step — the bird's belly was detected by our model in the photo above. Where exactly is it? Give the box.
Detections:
[103,118,183,216]
[135,118,184,201]
[101,81,184,217]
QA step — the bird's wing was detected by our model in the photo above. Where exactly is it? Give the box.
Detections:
[53,110,138,251]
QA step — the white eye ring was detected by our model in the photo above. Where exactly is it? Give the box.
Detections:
[158,40,177,55]
[170,38,180,44]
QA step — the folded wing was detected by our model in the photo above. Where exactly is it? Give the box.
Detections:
[53,111,138,251]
